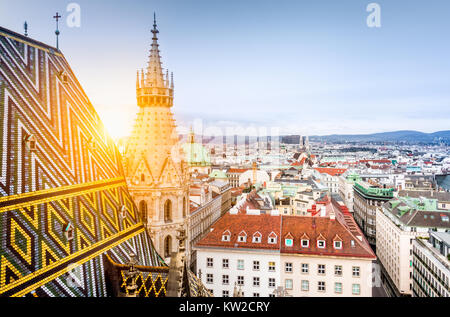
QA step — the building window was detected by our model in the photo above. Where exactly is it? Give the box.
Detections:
[268,262,276,272]
[207,258,213,268]
[335,265,343,276]
[209,289,214,296]
[301,280,309,291]
[268,278,276,288]
[237,259,244,270]
[164,235,172,258]
[237,276,244,286]
[335,282,342,294]
[352,266,360,277]
[164,200,172,223]
[269,294,275,297]
[268,233,277,244]
[253,293,260,297]
[223,258,229,269]
[238,233,247,243]
[253,277,260,287]
[139,200,147,223]
[317,240,326,248]
[206,274,213,284]
[253,261,260,271]
[222,290,229,297]
[318,281,326,292]
[285,262,293,273]
[352,284,361,295]
[301,239,309,248]
[301,263,309,274]
[334,241,342,249]
[318,264,326,275]
[285,238,293,247]
[285,279,293,290]
[252,233,261,243]
[222,275,229,285]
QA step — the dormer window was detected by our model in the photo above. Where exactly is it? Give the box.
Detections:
[316,233,327,248]
[238,231,247,243]
[222,230,231,242]
[350,240,355,248]
[285,233,294,247]
[268,232,277,244]
[333,235,343,249]
[301,233,310,248]
[23,134,37,152]
[252,232,262,243]
[64,223,74,242]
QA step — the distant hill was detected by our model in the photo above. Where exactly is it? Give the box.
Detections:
[307,130,450,144]
[183,130,450,145]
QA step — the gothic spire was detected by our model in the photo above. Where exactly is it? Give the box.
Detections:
[146,13,165,88]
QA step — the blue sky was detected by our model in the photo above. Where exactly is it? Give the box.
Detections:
[1,0,449,137]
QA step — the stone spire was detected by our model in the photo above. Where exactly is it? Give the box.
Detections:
[145,13,165,88]
[136,13,174,108]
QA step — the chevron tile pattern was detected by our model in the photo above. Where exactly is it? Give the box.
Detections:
[0,27,165,297]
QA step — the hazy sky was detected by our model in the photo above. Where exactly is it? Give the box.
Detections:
[1,0,449,138]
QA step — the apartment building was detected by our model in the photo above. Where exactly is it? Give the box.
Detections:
[195,213,282,297]
[195,191,376,297]
[413,231,450,297]
[338,172,362,214]
[280,210,376,297]
[376,196,450,297]
[353,181,394,246]
[313,168,348,194]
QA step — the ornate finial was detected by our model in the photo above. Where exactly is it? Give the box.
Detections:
[24,21,28,37]
[166,69,170,87]
[53,12,62,49]
[152,12,159,36]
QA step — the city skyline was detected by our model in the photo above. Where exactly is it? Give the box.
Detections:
[1,0,449,139]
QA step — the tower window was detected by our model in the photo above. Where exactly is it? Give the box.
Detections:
[164,200,172,223]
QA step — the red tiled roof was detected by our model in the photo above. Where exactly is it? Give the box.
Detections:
[228,168,249,174]
[280,215,375,258]
[196,199,375,259]
[314,168,347,176]
[195,213,281,250]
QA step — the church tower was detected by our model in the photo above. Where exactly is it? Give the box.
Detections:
[124,15,189,261]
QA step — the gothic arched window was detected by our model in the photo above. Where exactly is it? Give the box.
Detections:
[164,200,172,223]
[141,174,145,182]
[164,235,172,258]
[139,200,147,223]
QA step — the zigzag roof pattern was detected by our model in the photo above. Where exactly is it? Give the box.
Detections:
[0,26,167,297]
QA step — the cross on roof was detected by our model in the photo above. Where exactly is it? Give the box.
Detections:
[53,12,62,22]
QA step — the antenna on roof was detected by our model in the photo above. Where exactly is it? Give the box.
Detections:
[24,21,28,37]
